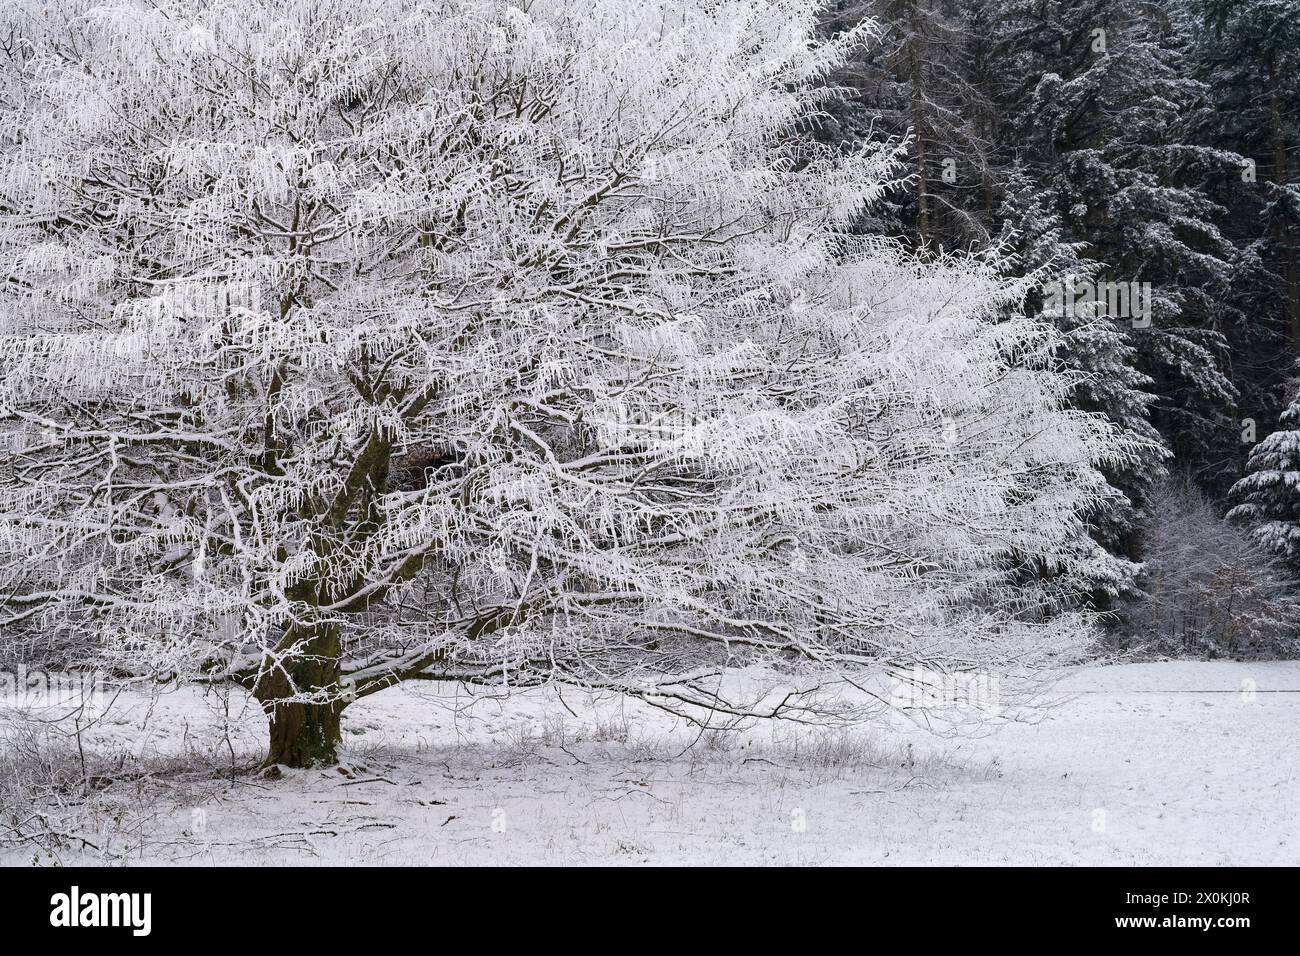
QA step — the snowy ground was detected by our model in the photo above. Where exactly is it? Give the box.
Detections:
[1,661,1297,866]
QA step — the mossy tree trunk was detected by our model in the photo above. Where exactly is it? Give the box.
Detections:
[254,621,348,768]
[264,696,345,768]
[250,425,394,768]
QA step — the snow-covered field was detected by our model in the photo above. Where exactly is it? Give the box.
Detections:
[2,661,1296,866]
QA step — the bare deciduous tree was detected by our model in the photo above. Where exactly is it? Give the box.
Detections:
[0,0,1126,766]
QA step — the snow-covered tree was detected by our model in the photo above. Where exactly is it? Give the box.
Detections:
[0,0,1127,767]
[1188,0,1300,351]
[1229,390,1300,571]
[1178,0,1300,491]
[1121,479,1300,658]
[981,0,1247,514]
[997,172,1163,595]
[814,0,1004,250]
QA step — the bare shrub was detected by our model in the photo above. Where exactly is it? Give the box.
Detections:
[0,712,237,863]
[1115,480,1300,658]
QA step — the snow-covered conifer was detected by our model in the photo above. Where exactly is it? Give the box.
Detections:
[1230,389,1300,571]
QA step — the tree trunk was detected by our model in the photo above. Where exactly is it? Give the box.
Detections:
[265,698,344,768]
[254,621,347,768]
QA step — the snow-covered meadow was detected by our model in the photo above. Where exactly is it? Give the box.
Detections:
[3,660,1295,866]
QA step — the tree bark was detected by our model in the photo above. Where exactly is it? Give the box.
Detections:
[254,621,347,768]
[265,698,344,768]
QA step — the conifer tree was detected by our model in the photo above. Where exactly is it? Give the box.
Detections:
[1230,389,1300,571]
